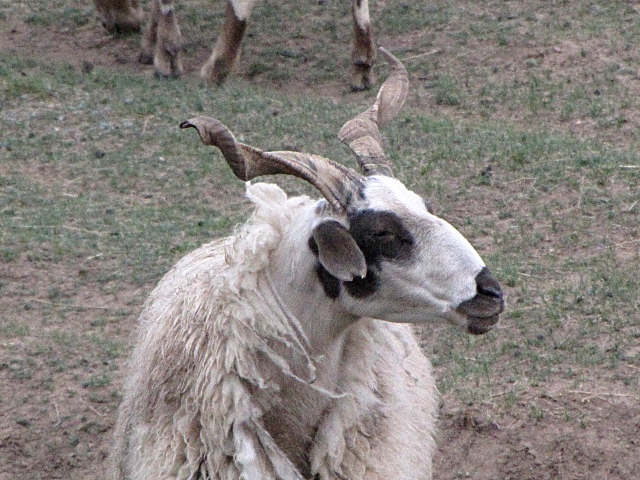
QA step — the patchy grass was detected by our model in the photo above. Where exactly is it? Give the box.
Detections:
[1,0,639,478]
[405,115,640,403]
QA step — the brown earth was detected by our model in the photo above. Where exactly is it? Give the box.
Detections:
[1,3,639,480]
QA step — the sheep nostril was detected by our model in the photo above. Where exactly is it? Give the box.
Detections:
[476,267,503,300]
[478,283,502,299]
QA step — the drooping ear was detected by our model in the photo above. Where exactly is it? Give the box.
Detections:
[312,220,367,282]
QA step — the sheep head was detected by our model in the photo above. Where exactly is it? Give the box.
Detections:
[180,48,504,335]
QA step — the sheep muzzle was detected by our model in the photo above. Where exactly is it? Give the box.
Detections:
[456,267,504,335]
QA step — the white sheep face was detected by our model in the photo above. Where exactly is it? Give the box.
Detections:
[311,176,504,334]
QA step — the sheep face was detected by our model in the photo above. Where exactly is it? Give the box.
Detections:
[181,48,504,334]
[311,176,504,334]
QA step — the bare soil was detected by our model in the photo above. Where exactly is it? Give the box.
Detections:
[1,4,639,480]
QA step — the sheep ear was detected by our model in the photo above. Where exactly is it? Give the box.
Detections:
[312,220,367,282]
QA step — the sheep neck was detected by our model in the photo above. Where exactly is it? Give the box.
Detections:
[262,264,355,360]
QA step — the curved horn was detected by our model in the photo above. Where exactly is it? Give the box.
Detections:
[180,117,364,211]
[338,48,409,177]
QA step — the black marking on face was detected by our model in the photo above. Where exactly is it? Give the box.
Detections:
[344,269,379,298]
[347,210,415,267]
[342,210,415,298]
[308,210,416,300]
[308,236,341,299]
[316,263,342,299]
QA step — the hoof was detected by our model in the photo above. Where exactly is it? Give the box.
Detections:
[201,59,231,86]
[153,46,184,79]
[153,67,184,80]
[154,68,182,80]
[153,58,183,79]
[350,63,375,91]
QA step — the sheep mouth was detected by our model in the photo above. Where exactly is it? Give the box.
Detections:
[466,314,500,335]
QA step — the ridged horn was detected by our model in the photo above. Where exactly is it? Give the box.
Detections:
[179,117,364,211]
[338,47,409,177]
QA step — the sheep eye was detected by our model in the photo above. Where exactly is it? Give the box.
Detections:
[372,230,394,239]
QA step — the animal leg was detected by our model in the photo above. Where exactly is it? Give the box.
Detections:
[151,0,184,78]
[139,0,159,65]
[200,0,254,85]
[93,0,143,33]
[351,0,376,91]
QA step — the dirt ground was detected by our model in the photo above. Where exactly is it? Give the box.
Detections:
[2,3,640,480]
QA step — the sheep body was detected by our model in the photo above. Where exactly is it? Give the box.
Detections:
[110,182,437,479]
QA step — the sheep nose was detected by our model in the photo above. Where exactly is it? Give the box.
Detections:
[476,267,503,302]
[455,267,505,333]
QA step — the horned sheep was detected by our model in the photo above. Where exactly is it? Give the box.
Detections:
[109,49,505,479]
[92,0,377,90]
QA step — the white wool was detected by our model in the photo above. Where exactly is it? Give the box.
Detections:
[109,183,437,480]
